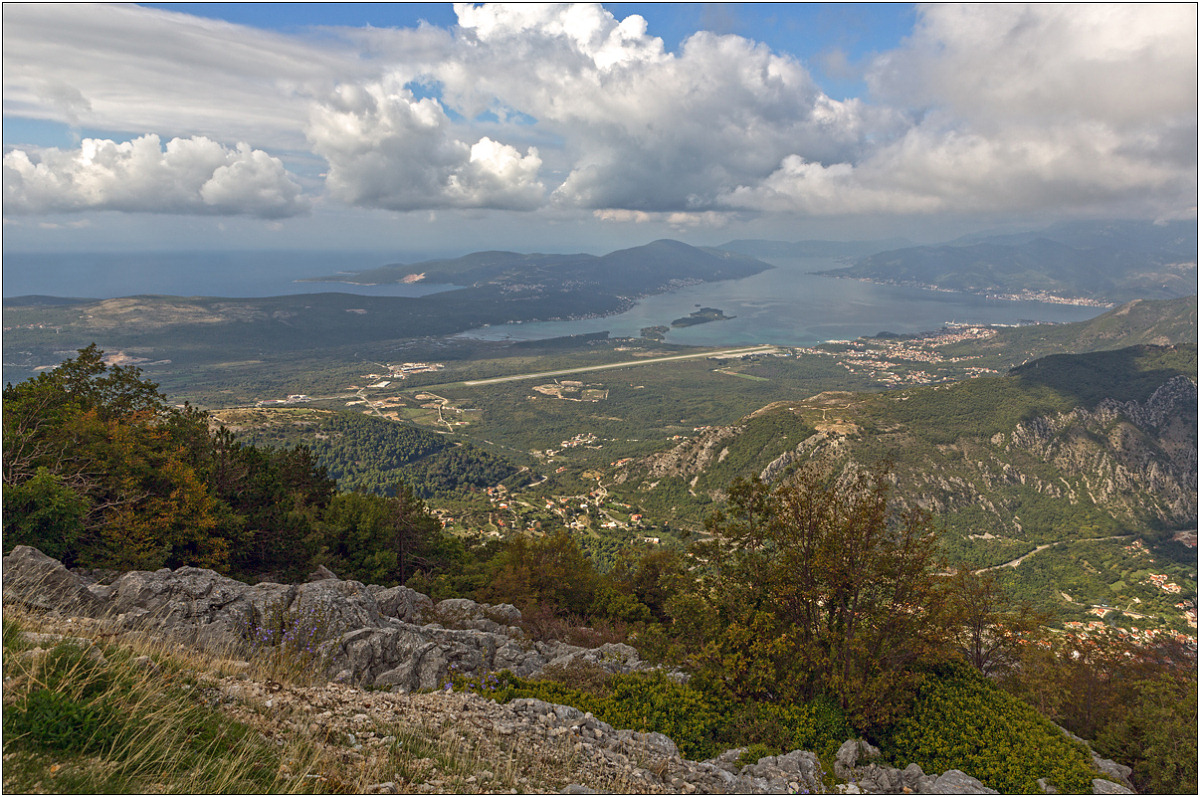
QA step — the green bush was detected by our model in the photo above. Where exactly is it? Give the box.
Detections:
[723,697,851,764]
[883,664,1097,793]
[456,668,852,762]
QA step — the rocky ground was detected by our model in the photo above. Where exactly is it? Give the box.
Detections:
[3,545,1137,794]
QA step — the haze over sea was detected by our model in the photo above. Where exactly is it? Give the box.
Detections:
[454,256,1107,347]
[3,250,1107,348]
[1,250,456,300]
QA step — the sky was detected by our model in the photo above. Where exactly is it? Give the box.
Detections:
[2,2,1196,257]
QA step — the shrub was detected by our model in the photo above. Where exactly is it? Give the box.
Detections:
[722,697,852,764]
[882,664,1097,793]
[456,667,853,763]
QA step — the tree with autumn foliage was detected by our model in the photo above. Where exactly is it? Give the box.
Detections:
[4,345,238,569]
[944,568,1048,677]
[690,462,953,729]
[2,346,333,576]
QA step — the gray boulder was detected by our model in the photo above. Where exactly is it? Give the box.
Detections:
[372,585,433,624]
[430,597,523,634]
[2,547,657,692]
[741,748,826,794]
[904,762,937,793]
[834,738,882,780]
[1090,754,1134,789]
[928,769,999,794]
[306,564,339,582]
[853,762,907,793]
[546,642,644,674]
[2,546,107,616]
[1091,779,1135,795]
[103,564,387,651]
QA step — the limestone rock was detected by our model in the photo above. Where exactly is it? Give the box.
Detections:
[1091,779,1135,795]
[546,642,644,674]
[372,585,433,624]
[834,738,882,780]
[2,546,107,616]
[741,748,826,794]
[927,769,999,794]
[306,564,339,582]
[1089,753,1134,789]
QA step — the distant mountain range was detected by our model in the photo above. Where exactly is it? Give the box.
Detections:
[603,295,1197,624]
[310,239,770,293]
[815,220,1197,305]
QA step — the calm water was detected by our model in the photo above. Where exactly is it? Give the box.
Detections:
[454,257,1108,347]
[3,251,1109,346]
[2,250,456,299]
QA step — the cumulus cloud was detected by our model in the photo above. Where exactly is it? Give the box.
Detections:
[869,4,1196,131]
[4,134,308,218]
[3,3,1194,224]
[307,78,544,210]
[725,3,1197,218]
[432,3,874,213]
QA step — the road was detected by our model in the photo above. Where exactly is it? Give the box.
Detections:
[976,534,1135,573]
[460,345,778,386]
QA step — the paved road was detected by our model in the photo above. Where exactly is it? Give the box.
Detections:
[460,345,778,386]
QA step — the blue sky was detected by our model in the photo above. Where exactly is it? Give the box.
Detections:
[137,3,917,98]
[3,3,1194,255]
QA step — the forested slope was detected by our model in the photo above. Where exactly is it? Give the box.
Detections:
[216,408,523,498]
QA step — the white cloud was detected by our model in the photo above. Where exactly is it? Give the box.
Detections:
[1,3,365,150]
[593,208,733,229]
[307,78,544,210]
[4,134,308,218]
[429,4,873,213]
[727,4,1197,218]
[2,2,1193,226]
[869,4,1196,131]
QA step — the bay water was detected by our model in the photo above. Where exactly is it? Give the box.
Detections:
[3,251,1108,346]
[453,257,1108,347]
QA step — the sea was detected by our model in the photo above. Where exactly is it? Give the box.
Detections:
[452,256,1108,346]
[1,250,455,300]
[2,250,1108,347]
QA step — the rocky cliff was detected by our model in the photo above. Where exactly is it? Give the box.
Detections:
[622,371,1196,546]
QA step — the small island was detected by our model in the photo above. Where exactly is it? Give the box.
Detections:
[671,307,734,328]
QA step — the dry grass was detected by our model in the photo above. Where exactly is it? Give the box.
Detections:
[2,606,331,794]
[1,606,654,794]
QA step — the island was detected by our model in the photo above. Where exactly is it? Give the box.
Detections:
[671,307,734,328]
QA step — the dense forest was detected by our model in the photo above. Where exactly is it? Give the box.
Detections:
[3,347,1195,793]
[232,410,523,498]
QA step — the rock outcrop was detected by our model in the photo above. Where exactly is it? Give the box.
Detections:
[1,545,645,694]
[2,546,1134,794]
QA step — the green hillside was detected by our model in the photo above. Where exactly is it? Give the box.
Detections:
[214,408,523,499]
[610,344,1197,630]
